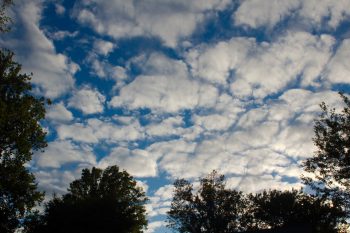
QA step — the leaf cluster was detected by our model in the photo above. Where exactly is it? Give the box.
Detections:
[0,49,46,233]
[303,93,350,212]
[0,0,12,32]
[168,171,346,233]
[27,166,148,233]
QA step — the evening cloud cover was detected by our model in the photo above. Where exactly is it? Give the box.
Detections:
[2,0,350,232]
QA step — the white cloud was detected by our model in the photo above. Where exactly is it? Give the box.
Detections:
[57,123,99,143]
[234,0,300,29]
[34,169,77,195]
[109,53,219,112]
[87,118,144,142]
[324,38,350,85]
[98,147,157,177]
[49,30,78,41]
[34,164,98,197]
[234,0,350,29]
[46,102,74,122]
[232,32,334,97]
[194,114,235,131]
[227,174,301,193]
[55,3,65,15]
[146,184,174,219]
[186,38,255,84]
[93,39,115,56]
[145,221,166,233]
[72,0,231,47]
[57,118,144,143]
[0,0,78,98]
[187,31,335,99]
[154,185,174,200]
[145,116,184,137]
[68,87,106,114]
[89,56,128,87]
[299,0,350,28]
[34,140,96,168]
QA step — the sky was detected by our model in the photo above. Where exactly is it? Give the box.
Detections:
[1,0,350,232]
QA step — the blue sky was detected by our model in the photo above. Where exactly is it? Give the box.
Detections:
[2,0,350,232]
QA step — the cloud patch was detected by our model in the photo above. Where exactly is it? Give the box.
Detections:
[187,31,335,99]
[34,140,96,169]
[0,0,78,98]
[56,118,144,143]
[72,0,231,47]
[99,147,157,177]
[324,38,350,85]
[93,39,115,56]
[109,53,219,112]
[234,0,350,30]
[68,87,106,115]
[46,102,74,122]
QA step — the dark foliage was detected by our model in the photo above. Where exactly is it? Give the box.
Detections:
[27,166,148,233]
[249,189,345,232]
[0,0,13,32]
[168,171,252,233]
[168,171,346,233]
[0,50,47,161]
[302,93,350,215]
[0,50,46,233]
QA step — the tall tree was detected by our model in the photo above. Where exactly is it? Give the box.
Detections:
[0,49,46,233]
[167,171,250,233]
[0,2,47,232]
[168,171,347,233]
[27,166,148,233]
[249,189,345,232]
[302,93,350,215]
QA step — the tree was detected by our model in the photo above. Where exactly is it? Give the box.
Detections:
[302,93,350,216]
[167,171,251,233]
[249,189,345,232]
[27,166,148,233]
[0,0,13,32]
[0,49,46,233]
[168,171,347,233]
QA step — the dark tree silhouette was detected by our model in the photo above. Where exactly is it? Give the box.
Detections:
[168,171,251,233]
[302,93,350,216]
[168,171,348,233]
[0,49,46,233]
[249,189,345,232]
[27,166,148,233]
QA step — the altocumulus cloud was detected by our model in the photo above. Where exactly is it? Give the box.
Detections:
[68,86,106,115]
[2,1,350,232]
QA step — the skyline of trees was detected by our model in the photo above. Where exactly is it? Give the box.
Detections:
[167,170,347,233]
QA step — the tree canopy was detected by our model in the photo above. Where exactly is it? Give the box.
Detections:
[168,171,346,233]
[168,171,249,233]
[27,166,148,233]
[0,49,46,233]
[249,189,345,232]
[302,93,350,215]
